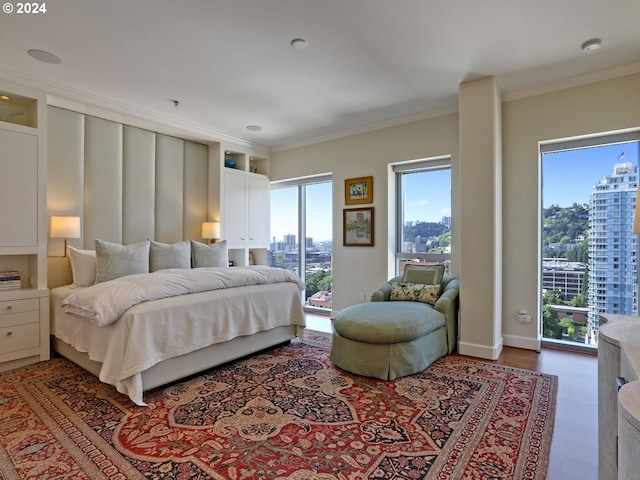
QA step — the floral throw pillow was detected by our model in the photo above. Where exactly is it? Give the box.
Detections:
[390,281,442,306]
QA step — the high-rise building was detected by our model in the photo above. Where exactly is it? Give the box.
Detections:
[588,160,638,331]
[284,234,296,248]
[542,258,585,301]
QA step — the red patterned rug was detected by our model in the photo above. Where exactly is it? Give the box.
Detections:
[0,332,556,479]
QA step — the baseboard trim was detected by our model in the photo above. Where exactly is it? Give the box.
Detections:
[502,334,541,352]
[457,338,503,360]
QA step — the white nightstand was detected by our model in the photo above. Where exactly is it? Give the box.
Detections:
[0,288,49,372]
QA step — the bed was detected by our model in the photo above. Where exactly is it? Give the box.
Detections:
[49,240,307,406]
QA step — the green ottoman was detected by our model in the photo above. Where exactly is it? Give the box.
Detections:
[330,301,448,380]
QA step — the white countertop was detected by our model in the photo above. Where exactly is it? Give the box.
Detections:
[601,314,640,432]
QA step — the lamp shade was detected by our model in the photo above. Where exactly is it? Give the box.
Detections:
[51,216,81,239]
[202,222,220,239]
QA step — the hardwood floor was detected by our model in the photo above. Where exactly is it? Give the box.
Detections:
[305,312,599,480]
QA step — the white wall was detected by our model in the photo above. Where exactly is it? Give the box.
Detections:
[271,70,640,356]
[270,113,460,313]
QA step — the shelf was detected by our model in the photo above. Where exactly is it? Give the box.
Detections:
[0,91,37,128]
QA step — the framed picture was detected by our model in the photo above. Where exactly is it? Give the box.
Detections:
[343,207,374,246]
[344,176,373,205]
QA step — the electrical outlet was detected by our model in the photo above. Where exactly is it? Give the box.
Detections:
[517,310,531,324]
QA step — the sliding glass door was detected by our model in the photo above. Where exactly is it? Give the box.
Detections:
[269,176,333,311]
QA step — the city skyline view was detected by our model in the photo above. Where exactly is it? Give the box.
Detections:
[270,182,333,243]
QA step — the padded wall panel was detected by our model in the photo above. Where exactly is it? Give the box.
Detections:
[84,116,123,247]
[183,141,209,241]
[155,134,184,243]
[123,126,156,244]
[46,107,85,255]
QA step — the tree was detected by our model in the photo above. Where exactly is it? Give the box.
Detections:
[403,222,449,242]
[543,289,564,305]
[305,270,332,299]
[542,304,562,339]
[542,289,565,339]
[567,239,589,263]
[569,293,588,308]
[542,203,589,258]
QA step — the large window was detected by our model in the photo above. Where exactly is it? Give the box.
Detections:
[541,132,640,349]
[394,158,451,276]
[269,176,333,311]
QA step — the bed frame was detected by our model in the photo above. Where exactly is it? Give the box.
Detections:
[52,324,298,393]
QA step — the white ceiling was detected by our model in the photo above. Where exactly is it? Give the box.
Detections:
[1,0,640,149]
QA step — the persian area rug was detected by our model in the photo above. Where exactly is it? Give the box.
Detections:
[0,333,557,480]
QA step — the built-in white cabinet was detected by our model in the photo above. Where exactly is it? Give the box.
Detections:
[247,175,270,246]
[0,84,49,372]
[209,144,270,266]
[0,129,39,247]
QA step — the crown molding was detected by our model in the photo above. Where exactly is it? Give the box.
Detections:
[501,61,640,102]
[0,65,268,153]
[271,103,460,153]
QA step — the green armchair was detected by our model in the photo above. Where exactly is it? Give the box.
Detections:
[370,274,459,354]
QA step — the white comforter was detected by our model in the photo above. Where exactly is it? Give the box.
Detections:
[62,265,306,326]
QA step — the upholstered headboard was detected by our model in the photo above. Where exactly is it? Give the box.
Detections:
[47,106,210,288]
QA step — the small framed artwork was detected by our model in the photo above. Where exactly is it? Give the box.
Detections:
[343,207,374,246]
[344,176,373,205]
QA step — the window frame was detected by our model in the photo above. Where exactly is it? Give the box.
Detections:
[539,129,640,351]
[270,174,333,311]
[393,157,452,275]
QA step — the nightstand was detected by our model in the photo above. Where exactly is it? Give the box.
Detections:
[0,288,49,372]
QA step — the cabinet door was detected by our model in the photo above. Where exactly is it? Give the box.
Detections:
[248,176,270,246]
[0,129,38,247]
[223,170,247,246]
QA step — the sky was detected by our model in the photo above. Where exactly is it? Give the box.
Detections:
[542,141,640,208]
[270,181,333,242]
[269,140,640,243]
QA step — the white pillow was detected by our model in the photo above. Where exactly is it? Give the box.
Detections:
[149,240,191,272]
[95,239,150,283]
[67,246,97,288]
[191,240,228,268]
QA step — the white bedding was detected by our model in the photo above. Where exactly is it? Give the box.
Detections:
[62,265,306,326]
[51,273,306,406]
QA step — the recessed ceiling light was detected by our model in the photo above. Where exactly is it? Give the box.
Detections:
[246,125,262,132]
[290,38,309,50]
[27,49,62,64]
[581,38,602,53]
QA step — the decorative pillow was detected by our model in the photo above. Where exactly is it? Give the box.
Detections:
[67,246,97,287]
[95,239,150,283]
[149,240,191,272]
[402,264,445,286]
[390,281,442,306]
[191,240,228,268]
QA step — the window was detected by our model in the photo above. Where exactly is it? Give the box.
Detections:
[394,157,451,276]
[540,131,640,350]
[269,176,333,311]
